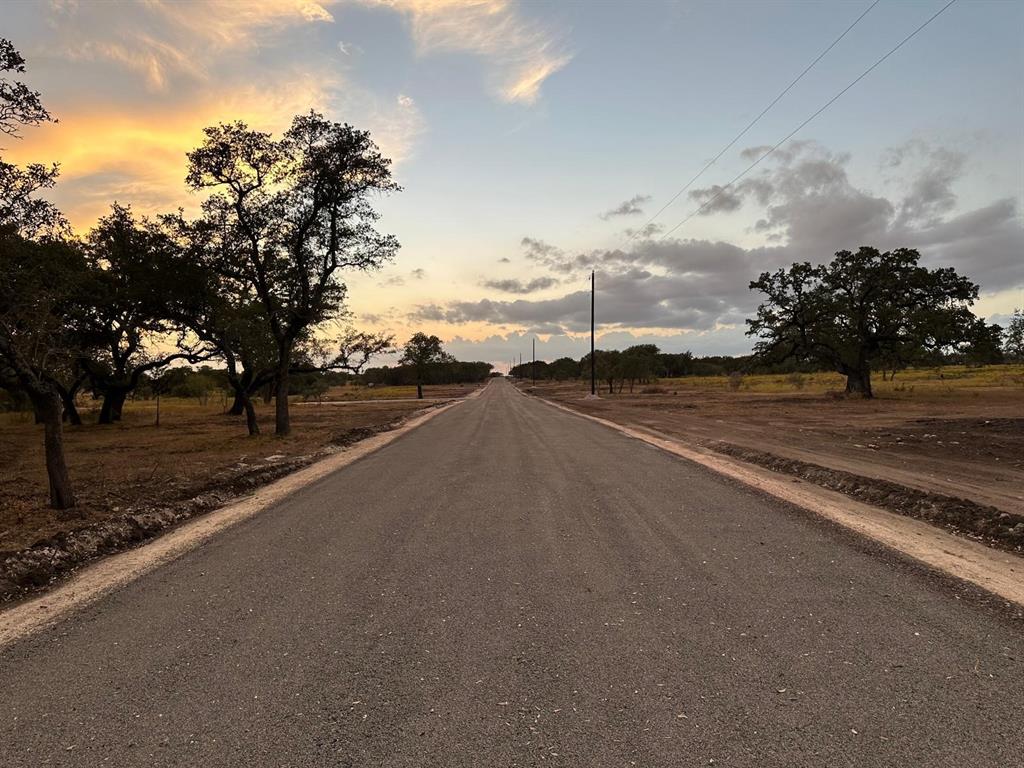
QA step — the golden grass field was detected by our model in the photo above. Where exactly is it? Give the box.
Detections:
[321,382,480,401]
[652,364,1024,396]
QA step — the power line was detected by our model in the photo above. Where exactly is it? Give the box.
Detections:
[659,0,958,240]
[627,0,881,244]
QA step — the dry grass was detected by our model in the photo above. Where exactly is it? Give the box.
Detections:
[0,385,476,553]
[652,364,1024,396]
[321,382,482,401]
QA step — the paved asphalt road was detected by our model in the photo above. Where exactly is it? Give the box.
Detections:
[2,379,1022,767]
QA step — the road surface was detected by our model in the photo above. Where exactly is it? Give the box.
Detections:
[2,379,1021,766]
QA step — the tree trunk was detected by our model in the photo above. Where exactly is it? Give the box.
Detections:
[242,394,260,436]
[98,394,113,424]
[62,389,82,426]
[263,383,274,404]
[228,390,245,416]
[416,381,423,399]
[844,368,874,398]
[37,392,76,510]
[274,362,291,436]
[99,387,129,424]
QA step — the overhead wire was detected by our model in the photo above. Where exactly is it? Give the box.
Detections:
[626,0,881,245]
[658,0,958,240]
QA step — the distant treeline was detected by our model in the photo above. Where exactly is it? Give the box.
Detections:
[362,360,493,387]
[0,358,496,414]
[509,341,1011,393]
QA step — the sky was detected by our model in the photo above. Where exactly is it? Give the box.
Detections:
[5,0,1023,369]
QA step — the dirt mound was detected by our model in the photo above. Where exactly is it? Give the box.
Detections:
[713,443,1024,554]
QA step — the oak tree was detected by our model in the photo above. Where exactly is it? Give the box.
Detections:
[747,247,979,398]
[185,112,400,435]
[78,205,213,423]
[400,333,453,399]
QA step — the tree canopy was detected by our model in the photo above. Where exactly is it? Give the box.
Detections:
[400,333,454,398]
[747,247,980,397]
[184,111,400,434]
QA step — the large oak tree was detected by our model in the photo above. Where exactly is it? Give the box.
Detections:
[78,205,213,423]
[184,112,400,435]
[747,247,979,398]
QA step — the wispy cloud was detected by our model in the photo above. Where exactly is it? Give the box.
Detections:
[56,0,339,91]
[599,194,651,220]
[361,0,570,104]
[362,93,427,165]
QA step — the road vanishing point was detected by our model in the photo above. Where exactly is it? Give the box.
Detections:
[2,378,1022,766]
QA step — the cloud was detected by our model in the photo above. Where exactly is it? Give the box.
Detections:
[623,221,664,239]
[687,184,743,215]
[410,267,426,279]
[413,252,752,332]
[481,276,560,294]
[420,140,1023,339]
[362,93,427,164]
[54,0,338,91]
[359,0,570,104]
[497,256,511,263]
[520,236,591,273]
[883,140,966,226]
[599,193,651,220]
[4,71,341,228]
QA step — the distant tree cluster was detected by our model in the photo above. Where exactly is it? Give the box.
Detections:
[366,334,492,394]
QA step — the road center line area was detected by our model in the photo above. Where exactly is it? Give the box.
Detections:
[2,379,1022,766]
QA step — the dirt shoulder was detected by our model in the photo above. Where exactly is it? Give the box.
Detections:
[0,387,478,600]
[521,378,1024,555]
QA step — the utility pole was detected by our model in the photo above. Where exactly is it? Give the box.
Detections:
[590,269,596,396]
[532,337,536,385]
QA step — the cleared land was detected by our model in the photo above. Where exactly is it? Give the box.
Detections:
[0,383,477,565]
[519,365,1024,552]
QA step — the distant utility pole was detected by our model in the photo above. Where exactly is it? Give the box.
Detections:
[532,337,536,385]
[590,269,596,396]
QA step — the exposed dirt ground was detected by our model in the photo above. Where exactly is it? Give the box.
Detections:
[520,371,1024,551]
[0,384,476,557]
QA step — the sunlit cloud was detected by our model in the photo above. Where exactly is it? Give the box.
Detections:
[52,0,339,90]
[5,72,339,228]
[67,36,207,91]
[363,93,427,165]
[359,0,571,104]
